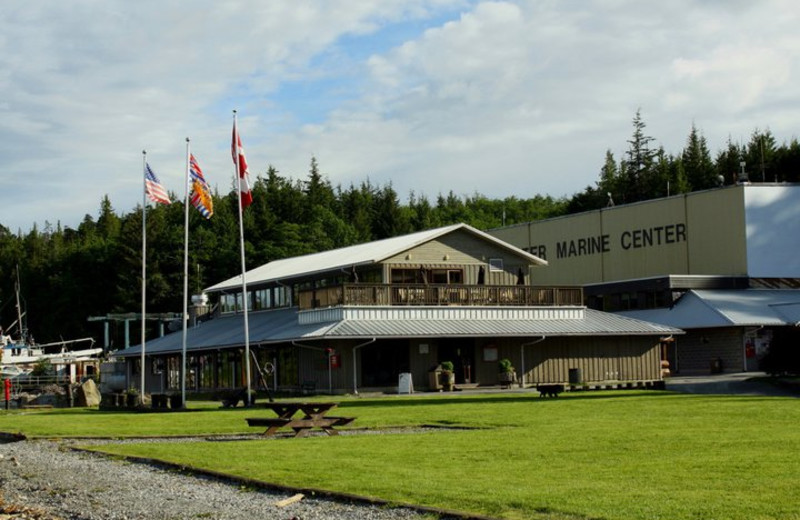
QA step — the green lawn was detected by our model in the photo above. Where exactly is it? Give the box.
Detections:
[3,391,799,519]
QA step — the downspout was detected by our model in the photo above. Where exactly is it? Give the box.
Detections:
[352,338,377,395]
[291,341,333,394]
[520,336,546,387]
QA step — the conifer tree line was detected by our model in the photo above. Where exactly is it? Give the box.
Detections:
[567,110,800,212]
[1,112,798,348]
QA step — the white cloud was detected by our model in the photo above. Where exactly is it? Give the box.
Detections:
[1,0,799,232]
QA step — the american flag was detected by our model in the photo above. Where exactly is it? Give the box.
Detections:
[145,163,171,205]
[189,154,213,218]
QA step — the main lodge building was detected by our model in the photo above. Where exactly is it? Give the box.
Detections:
[116,223,680,395]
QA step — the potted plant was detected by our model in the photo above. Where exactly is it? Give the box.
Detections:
[125,387,140,408]
[498,358,516,387]
[439,361,455,391]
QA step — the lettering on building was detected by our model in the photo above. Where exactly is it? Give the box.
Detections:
[523,223,687,260]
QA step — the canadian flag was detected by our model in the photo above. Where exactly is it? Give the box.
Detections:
[231,119,253,208]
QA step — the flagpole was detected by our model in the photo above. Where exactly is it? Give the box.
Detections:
[181,137,191,408]
[141,150,147,398]
[233,110,252,406]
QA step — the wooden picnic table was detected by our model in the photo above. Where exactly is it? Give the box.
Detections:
[246,402,355,438]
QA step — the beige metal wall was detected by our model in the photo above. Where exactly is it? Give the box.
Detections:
[685,188,747,275]
[383,229,539,284]
[489,186,750,285]
[525,336,661,383]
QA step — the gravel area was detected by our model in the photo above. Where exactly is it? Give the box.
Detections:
[0,435,438,520]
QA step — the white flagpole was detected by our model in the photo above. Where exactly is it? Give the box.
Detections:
[140,150,147,398]
[233,110,252,406]
[181,138,191,408]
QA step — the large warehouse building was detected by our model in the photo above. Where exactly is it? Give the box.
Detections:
[488,184,800,374]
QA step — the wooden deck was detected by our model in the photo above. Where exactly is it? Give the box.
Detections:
[299,283,583,310]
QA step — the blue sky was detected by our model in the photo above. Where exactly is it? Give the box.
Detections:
[1,0,799,233]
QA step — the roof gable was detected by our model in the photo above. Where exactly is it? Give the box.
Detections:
[205,223,546,293]
[618,289,800,328]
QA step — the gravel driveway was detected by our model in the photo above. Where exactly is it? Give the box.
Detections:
[0,435,442,520]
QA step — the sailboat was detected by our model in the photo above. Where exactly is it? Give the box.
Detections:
[1,268,103,383]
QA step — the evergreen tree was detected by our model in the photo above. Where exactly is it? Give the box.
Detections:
[745,129,777,183]
[409,192,437,231]
[303,156,336,222]
[774,138,800,183]
[682,124,718,190]
[340,181,375,242]
[598,149,619,204]
[715,137,745,185]
[372,184,409,239]
[621,109,658,203]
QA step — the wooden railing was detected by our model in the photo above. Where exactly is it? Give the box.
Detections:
[298,284,583,310]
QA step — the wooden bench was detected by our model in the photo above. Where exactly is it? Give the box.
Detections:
[325,416,355,427]
[246,417,293,436]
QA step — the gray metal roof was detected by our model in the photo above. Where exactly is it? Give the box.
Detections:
[204,223,547,293]
[617,289,800,328]
[115,306,681,358]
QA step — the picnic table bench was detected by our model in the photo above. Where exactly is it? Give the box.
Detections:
[246,402,355,438]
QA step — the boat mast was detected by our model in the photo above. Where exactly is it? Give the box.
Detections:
[14,265,25,342]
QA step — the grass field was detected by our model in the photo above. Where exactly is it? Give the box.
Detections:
[3,391,799,519]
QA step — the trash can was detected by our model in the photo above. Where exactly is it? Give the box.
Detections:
[568,368,582,385]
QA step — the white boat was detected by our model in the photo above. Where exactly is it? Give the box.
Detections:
[2,267,102,384]
[1,336,103,383]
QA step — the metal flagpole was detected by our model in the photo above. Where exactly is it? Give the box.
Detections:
[181,138,191,408]
[140,150,147,397]
[233,110,252,406]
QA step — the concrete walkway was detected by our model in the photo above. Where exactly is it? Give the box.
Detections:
[664,371,798,397]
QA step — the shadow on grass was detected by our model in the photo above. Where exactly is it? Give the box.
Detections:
[337,390,680,409]
[12,389,791,418]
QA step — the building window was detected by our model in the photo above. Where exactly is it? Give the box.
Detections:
[254,288,271,310]
[220,293,236,313]
[195,354,215,389]
[275,286,291,307]
[391,268,426,284]
[488,258,503,271]
[430,269,463,284]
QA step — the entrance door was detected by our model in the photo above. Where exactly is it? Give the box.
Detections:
[437,339,475,384]
[360,340,410,387]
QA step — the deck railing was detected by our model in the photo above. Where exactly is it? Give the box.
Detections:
[298,283,583,310]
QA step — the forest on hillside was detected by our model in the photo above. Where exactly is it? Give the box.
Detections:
[2,112,799,348]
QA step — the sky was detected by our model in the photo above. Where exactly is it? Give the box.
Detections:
[2,0,799,233]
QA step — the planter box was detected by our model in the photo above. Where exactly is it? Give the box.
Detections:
[498,371,516,388]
